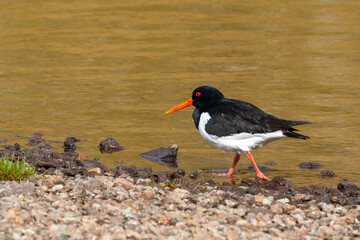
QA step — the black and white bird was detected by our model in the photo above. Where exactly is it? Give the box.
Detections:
[166,86,311,180]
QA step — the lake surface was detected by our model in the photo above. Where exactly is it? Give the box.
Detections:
[1,0,359,187]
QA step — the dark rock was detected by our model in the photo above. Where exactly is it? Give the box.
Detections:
[189,169,203,180]
[52,152,63,160]
[327,188,342,196]
[330,196,348,205]
[61,168,78,177]
[140,144,178,167]
[337,179,359,194]
[0,138,8,144]
[64,137,79,152]
[262,176,296,193]
[38,148,53,156]
[309,185,328,196]
[34,158,60,168]
[299,162,323,169]
[4,145,14,151]
[176,169,186,177]
[240,178,254,186]
[99,137,125,154]
[318,170,336,177]
[14,143,21,151]
[246,186,260,195]
[29,132,43,146]
[40,142,53,149]
[77,159,106,170]
[152,171,173,182]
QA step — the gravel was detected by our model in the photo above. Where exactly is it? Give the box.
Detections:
[0,170,359,240]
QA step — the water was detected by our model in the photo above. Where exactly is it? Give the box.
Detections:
[1,0,359,187]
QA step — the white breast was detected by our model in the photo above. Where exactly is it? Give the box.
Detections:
[198,112,286,153]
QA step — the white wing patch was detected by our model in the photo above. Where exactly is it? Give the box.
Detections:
[198,112,285,153]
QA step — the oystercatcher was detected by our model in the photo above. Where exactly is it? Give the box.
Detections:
[165,86,311,180]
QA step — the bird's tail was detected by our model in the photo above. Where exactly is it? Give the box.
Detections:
[291,120,311,126]
[284,131,310,140]
[284,121,311,139]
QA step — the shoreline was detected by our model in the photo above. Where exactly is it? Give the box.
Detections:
[0,134,359,239]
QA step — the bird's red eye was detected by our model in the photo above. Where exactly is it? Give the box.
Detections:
[196,92,201,97]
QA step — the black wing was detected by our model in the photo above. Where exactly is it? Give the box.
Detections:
[204,99,310,138]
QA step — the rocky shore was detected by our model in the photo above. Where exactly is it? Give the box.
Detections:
[0,134,359,239]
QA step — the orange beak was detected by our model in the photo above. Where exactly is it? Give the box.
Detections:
[165,98,193,114]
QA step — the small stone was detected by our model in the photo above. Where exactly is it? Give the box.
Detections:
[114,177,134,190]
[271,203,287,214]
[227,216,237,224]
[262,197,274,206]
[139,192,154,200]
[51,184,64,192]
[187,220,201,228]
[125,229,142,240]
[276,198,290,205]
[254,194,265,204]
[88,167,102,174]
[294,194,311,202]
[299,225,308,236]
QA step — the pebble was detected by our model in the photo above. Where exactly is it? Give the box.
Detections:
[0,171,358,239]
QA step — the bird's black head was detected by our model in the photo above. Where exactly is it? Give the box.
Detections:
[192,86,225,111]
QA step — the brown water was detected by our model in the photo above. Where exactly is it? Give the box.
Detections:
[1,0,359,187]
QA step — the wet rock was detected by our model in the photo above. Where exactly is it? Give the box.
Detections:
[52,152,63,160]
[262,176,296,193]
[14,143,21,151]
[61,168,87,177]
[64,137,80,152]
[299,162,323,169]
[75,158,106,170]
[337,179,359,194]
[140,144,178,167]
[318,170,336,177]
[240,178,254,186]
[189,169,203,180]
[34,158,60,168]
[246,186,260,195]
[99,137,124,154]
[29,132,43,146]
[0,138,8,144]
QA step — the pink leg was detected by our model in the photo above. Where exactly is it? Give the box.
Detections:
[218,153,240,177]
[246,151,270,180]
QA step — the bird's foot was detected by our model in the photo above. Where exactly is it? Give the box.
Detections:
[256,172,270,181]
